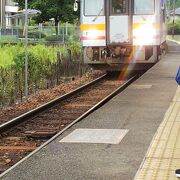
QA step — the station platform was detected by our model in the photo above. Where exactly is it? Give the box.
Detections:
[1,42,180,180]
[135,86,180,179]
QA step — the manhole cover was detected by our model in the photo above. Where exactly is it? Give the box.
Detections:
[59,129,129,144]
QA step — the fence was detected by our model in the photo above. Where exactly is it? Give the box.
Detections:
[0,24,80,44]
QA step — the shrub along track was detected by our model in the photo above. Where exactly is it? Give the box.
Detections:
[0,73,138,175]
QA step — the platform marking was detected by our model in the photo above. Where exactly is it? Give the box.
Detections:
[130,84,152,90]
[59,129,129,144]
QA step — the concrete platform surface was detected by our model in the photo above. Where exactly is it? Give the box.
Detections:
[135,86,180,180]
[1,50,180,180]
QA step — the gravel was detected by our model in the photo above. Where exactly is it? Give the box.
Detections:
[0,71,104,125]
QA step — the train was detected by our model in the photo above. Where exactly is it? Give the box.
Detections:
[74,0,167,71]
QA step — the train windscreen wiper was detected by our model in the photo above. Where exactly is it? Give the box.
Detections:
[93,7,103,22]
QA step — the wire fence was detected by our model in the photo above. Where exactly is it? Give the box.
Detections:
[0,24,80,44]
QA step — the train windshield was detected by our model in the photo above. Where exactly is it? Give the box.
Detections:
[84,0,104,16]
[134,0,154,14]
[110,0,128,15]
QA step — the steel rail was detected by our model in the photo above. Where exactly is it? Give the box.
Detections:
[0,74,138,178]
[0,74,107,133]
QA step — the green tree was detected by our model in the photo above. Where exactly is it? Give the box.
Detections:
[176,0,180,7]
[15,0,79,34]
[168,0,180,8]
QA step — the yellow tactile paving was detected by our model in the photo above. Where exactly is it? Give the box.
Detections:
[135,87,180,180]
[173,87,180,102]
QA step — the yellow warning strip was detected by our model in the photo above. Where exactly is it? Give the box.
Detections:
[80,24,105,31]
[135,86,180,180]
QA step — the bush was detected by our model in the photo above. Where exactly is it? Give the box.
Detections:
[168,19,180,35]
[45,35,63,42]
[13,51,40,71]
[0,37,17,44]
[19,31,46,39]
[28,31,46,39]
[67,38,82,57]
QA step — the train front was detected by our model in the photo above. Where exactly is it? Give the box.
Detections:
[80,0,166,71]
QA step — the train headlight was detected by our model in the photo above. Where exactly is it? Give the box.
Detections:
[86,30,99,39]
[133,24,156,45]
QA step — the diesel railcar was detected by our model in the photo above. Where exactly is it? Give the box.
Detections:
[75,0,167,71]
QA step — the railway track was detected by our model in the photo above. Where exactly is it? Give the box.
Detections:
[0,73,138,175]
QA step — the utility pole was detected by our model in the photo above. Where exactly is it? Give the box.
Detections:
[0,0,2,38]
[0,0,3,27]
[172,0,176,38]
[25,0,28,96]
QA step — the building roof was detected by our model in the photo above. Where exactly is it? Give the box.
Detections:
[170,7,180,15]
[8,9,41,18]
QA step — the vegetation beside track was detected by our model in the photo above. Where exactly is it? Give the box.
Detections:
[168,19,180,35]
[0,71,103,125]
[167,35,180,43]
[0,40,86,108]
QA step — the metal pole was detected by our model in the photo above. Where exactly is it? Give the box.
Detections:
[66,22,68,35]
[58,22,60,35]
[0,0,2,37]
[25,0,28,96]
[172,0,176,38]
[0,0,3,27]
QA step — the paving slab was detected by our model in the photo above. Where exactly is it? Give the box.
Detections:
[60,129,129,144]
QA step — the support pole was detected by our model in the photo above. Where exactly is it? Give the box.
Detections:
[25,0,28,96]
[172,0,176,38]
[0,0,3,27]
